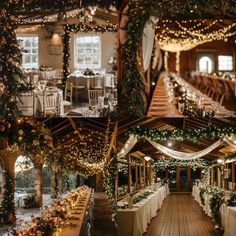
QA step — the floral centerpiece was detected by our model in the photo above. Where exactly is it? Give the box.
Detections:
[83,68,95,76]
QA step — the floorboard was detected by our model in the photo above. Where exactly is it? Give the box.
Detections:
[143,193,223,236]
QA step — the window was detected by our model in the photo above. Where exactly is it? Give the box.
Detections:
[74,35,101,69]
[199,56,213,73]
[218,55,233,71]
[17,35,39,69]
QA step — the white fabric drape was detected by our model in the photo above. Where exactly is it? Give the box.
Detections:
[117,135,138,158]
[142,17,158,71]
[224,134,236,150]
[146,137,223,160]
[119,5,129,45]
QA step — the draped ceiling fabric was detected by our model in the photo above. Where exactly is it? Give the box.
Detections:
[142,17,159,71]
[119,5,128,45]
[117,135,138,158]
[224,134,236,150]
[117,134,236,161]
[146,138,223,160]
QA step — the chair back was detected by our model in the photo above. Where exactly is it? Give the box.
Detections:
[91,76,104,90]
[43,91,59,116]
[88,89,103,107]
[65,81,73,102]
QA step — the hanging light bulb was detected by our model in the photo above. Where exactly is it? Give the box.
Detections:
[144,156,151,161]
[217,159,223,164]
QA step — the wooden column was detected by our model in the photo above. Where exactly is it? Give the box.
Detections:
[135,163,138,190]
[58,170,63,195]
[128,155,132,194]
[186,165,191,192]
[139,161,142,189]
[34,166,43,207]
[143,159,146,188]
[176,165,180,192]
[50,171,57,198]
[0,150,18,223]
[232,163,235,191]
[149,162,152,186]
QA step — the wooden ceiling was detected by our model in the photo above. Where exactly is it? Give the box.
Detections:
[117,117,236,161]
[40,117,116,150]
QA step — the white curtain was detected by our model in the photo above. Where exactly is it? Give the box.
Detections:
[146,138,223,160]
[117,135,138,158]
[142,17,159,71]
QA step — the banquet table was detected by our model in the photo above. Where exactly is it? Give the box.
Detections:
[53,188,92,236]
[14,192,28,208]
[148,75,180,117]
[18,87,64,117]
[221,204,236,236]
[118,185,169,236]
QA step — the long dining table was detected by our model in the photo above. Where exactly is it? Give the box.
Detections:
[118,184,169,236]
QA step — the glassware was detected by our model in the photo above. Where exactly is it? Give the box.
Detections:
[178,102,185,115]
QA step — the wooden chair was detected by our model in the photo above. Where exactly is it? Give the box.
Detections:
[90,76,104,95]
[42,91,59,117]
[88,89,103,107]
[72,77,86,102]
[62,81,73,112]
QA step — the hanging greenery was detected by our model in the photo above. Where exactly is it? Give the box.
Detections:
[226,192,236,207]
[0,171,15,224]
[208,187,225,228]
[0,8,32,118]
[224,151,236,162]
[169,76,215,118]
[120,0,236,116]
[128,126,236,142]
[0,117,53,158]
[152,158,210,171]
[103,155,118,226]
[62,23,116,90]
[199,187,206,206]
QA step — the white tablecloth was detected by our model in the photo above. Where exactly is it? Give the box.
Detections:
[221,205,236,236]
[18,87,64,117]
[118,185,169,236]
[14,192,28,208]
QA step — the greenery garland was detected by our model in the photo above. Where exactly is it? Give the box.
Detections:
[62,23,117,91]
[199,187,206,206]
[103,155,118,226]
[0,117,53,158]
[224,151,236,162]
[120,0,236,116]
[128,126,236,142]
[0,171,15,224]
[170,77,215,118]
[226,192,236,207]
[208,187,225,228]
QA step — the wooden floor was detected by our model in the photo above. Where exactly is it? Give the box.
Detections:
[144,193,222,236]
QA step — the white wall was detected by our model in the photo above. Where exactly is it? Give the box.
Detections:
[16,17,117,72]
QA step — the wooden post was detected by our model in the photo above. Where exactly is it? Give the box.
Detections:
[51,171,57,198]
[232,163,235,191]
[176,165,180,192]
[34,166,43,207]
[139,160,142,189]
[186,165,191,192]
[143,159,146,188]
[135,163,138,190]
[149,162,152,186]
[128,155,132,194]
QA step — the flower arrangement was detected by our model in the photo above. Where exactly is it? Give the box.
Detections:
[199,187,206,206]
[83,68,95,76]
[12,186,89,235]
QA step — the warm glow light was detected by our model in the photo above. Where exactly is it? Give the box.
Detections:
[217,159,223,164]
[144,156,151,161]
[167,141,172,147]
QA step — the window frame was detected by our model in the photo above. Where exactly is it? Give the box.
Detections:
[17,34,39,69]
[74,34,102,69]
[218,55,233,71]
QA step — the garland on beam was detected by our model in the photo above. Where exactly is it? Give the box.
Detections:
[224,151,236,162]
[128,126,236,142]
[62,23,117,91]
